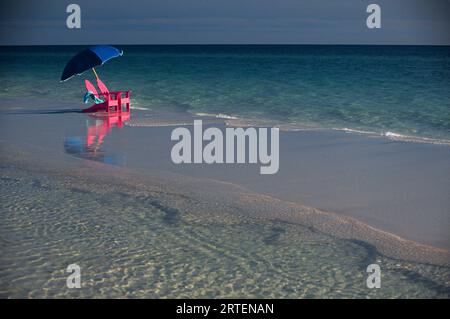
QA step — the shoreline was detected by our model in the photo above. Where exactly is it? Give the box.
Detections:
[3,96,450,146]
[199,112,450,146]
[127,110,450,146]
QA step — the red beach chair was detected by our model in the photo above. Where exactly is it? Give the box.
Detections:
[82,78,130,115]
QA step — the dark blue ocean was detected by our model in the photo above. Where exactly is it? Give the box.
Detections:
[1,45,449,140]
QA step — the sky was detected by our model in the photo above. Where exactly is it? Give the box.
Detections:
[0,0,449,45]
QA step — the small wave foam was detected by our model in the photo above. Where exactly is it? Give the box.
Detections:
[225,117,450,146]
[126,120,191,127]
[125,107,450,146]
[339,127,377,135]
[321,127,450,146]
[327,127,450,146]
[383,131,450,146]
[194,112,239,120]
[130,106,151,111]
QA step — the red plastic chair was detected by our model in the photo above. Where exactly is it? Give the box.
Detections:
[82,79,130,114]
[96,78,119,113]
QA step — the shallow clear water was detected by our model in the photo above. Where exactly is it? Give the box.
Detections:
[1,163,449,298]
[1,45,449,140]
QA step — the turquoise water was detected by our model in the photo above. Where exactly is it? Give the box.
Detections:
[1,45,450,139]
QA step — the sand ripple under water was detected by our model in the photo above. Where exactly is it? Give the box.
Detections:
[0,148,449,298]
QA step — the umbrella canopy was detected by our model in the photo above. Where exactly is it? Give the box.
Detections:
[60,45,123,82]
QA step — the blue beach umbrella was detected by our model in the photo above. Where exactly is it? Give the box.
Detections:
[60,45,123,82]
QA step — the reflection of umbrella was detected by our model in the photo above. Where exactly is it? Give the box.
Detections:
[60,45,123,82]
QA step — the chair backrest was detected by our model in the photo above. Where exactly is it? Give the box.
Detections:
[96,78,110,95]
[84,79,99,96]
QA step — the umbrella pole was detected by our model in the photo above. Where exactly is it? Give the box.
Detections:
[92,68,99,80]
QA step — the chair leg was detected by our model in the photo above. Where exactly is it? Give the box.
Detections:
[118,93,122,113]
[126,92,130,112]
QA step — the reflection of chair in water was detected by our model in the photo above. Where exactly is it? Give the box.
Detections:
[82,78,130,114]
[86,112,130,152]
[64,112,129,164]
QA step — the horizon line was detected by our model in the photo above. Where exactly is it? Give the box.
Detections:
[1,43,450,47]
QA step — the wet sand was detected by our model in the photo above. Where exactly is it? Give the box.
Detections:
[121,115,450,250]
